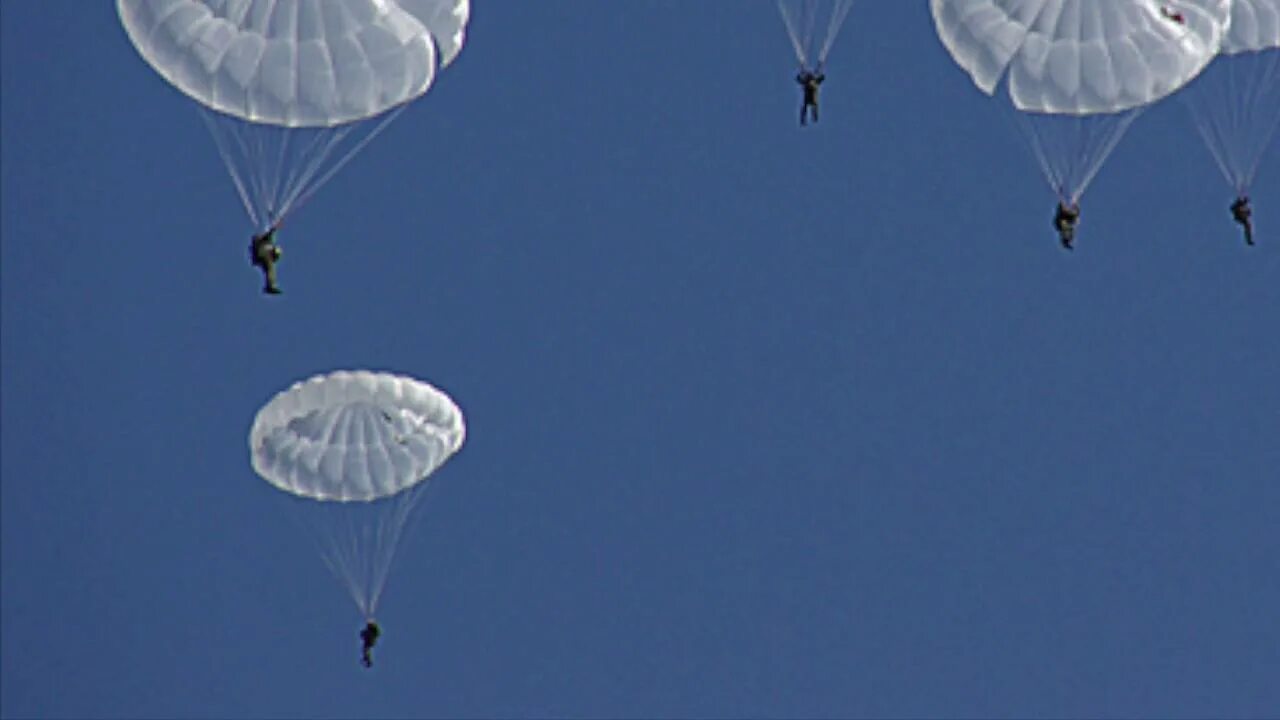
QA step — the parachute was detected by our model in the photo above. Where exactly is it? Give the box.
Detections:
[777,0,856,70]
[249,370,466,617]
[931,0,1230,208]
[117,0,469,232]
[1180,0,1280,200]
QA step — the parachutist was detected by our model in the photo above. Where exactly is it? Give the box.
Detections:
[249,227,283,295]
[1231,196,1254,246]
[1054,201,1080,250]
[796,67,825,126]
[360,620,381,668]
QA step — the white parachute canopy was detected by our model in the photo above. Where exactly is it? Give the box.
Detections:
[118,0,470,231]
[777,0,856,70]
[931,0,1230,203]
[250,370,466,617]
[1181,0,1280,197]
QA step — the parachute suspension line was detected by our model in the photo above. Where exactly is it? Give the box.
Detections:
[258,122,292,226]
[1186,85,1245,192]
[1011,109,1141,204]
[299,480,436,618]
[1069,111,1141,203]
[802,1,820,63]
[201,110,262,229]
[1186,51,1280,194]
[364,481,433,615]
[816,0,855,66]
[199,102,410,231]
[202,109,304,230]
[317,520,374,615]
[1242,52,1280,188]
[1228,50,1280,191]
[278,493,367,613]
[272,125,357,224]
[1006,108,1069,201]
[278,102,410,224]
[1186,57,1245,192]
[777,0,811,66]
[779,0,853,68]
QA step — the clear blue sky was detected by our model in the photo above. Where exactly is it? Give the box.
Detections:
[3,3,1279,718]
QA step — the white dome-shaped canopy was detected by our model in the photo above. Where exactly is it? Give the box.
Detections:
[397,0,470,67]
[931,0,1231,114]
[117,0,467,128]
[250,370,465,503]
[1221,0,1280,53]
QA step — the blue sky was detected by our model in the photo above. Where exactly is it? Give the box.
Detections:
[3,2,1279,718]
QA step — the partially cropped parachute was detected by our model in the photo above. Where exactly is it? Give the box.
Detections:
[932,0,1230,208]
[250,370,465,616]
[778,0,856,70]
[118,0,469,231]
[1181,0,1280,199]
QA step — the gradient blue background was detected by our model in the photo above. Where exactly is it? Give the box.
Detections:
[3,3,1279,718]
